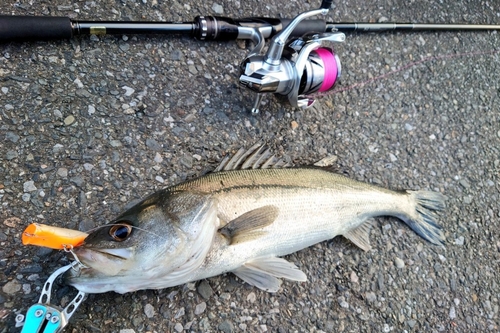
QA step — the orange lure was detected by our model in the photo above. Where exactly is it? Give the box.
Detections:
[22,223,88,250]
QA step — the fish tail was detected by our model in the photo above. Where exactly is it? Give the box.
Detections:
[402,190,446,245]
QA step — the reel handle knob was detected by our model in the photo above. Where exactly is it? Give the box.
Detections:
[320,0,333,9]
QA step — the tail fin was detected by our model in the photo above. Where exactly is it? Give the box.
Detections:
[403,191,446,245]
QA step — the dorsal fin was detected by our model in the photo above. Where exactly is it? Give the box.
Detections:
[214,143,291,171]
[214,144,338,172]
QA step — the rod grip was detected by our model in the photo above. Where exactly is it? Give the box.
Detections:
[0,15,72,42]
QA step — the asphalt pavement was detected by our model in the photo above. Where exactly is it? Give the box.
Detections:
[1,0,499,332]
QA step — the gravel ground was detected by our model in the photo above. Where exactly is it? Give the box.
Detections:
[1,0,499,332]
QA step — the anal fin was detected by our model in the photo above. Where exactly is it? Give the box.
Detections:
[218,205,278,245]
[232,257,307,292]
[343,219,374,252]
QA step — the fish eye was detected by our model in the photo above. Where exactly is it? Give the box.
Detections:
[109,222,133,242]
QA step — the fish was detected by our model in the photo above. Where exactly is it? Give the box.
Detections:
[64,144,446,294]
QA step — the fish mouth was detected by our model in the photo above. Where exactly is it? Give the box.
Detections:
[91,248,134,260]
[64,247,134,279]
[63,247,136,294]
[71,246,134,264]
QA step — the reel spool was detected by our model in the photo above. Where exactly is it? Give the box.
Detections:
[239,1,345,114]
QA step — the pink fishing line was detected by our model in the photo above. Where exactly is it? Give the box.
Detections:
[315,48,338,92]
[309,49,500,98]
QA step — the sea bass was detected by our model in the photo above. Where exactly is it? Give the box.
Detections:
[65,145,446,294]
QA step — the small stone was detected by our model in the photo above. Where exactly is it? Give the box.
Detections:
[70,176,85,187]
[22,193,31,202]
[350,271,359,283]
[395,257,405,268]
[218,320,234,333]
[188,65,198,75]
[365,291,377,303]
[83,163,94,171]
[180,155,193,169]
[22,284,31,294]
[88,105,96,115]
[1,87,8,94]
[155,176,164,183]
[6,150,18,160]
[2,217,21,227]
[404,123,413,131]
[174,307,185,319]
[459,179,470,189]
[154,152,163,163]
[194,302,206,315]
[119,43,130,52]
[246,292,256,303]
[53,144,64,153]
[64,115,75,126]
[449,306,456,319]
[23,181,37,192]
[389,153,397,162]
[338,296,349,308]
[119,330,136,333]
[146,138,162,151]
[463,196,473,204]
[144,303,155,318]
[6,132,20,143]
[291,120,299,129]
[170,49,184,61]
[122,86,135,96]
[110,140,122,147]
[212,3,224,14]
[27,274,40,281]
[57,168,68,178]
[197,280,213,300]
[455,236,465,246]
[2,280,21,294]
[174,323,183,332]
[73,78,84,88]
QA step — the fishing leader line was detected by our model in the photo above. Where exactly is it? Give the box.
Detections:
[308,48,500,99]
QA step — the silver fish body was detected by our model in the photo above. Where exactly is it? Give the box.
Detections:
[66,152,445,294]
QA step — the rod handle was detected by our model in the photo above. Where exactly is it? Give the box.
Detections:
[0,15,72,42]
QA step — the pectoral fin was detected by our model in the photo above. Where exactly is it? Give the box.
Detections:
[232,257,307,292]
[218,205,279,245]
[343,219,374,252]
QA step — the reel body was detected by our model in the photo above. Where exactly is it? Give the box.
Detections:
[238,3,345,113]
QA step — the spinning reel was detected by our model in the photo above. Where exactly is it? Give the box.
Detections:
[239,0,344,114]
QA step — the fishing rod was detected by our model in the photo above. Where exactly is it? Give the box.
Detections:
[1,0,500,115]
